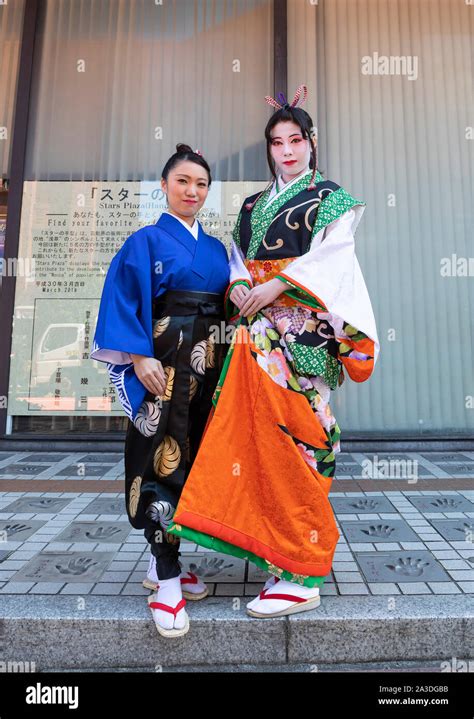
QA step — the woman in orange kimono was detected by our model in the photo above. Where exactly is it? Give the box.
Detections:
[167,86,380,618]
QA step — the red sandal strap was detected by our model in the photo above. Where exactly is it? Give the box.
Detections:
[149,597,187,616]
[180,573,198,585]
[258,588,307,603]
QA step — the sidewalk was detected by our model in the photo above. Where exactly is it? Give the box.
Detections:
[0,450,473,670]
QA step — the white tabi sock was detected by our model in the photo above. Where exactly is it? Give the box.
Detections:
[150,575,186,630]
[246,578,319,613]
[147,554,206,594]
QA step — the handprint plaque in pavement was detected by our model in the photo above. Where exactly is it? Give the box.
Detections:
[340,519,420,543]
[0,521,46,541]
[53,522,131,543]
[1,497,73,513]
[179,554,245,582]
[11,552,115,583]
[355,551,451,583]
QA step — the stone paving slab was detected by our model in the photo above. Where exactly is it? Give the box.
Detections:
[1,485,474,596]
[0,453,472,667]
[0,451,472,482]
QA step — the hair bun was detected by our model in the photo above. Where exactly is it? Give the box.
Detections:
[176,143,193,154]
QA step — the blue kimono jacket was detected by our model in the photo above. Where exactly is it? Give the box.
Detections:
[90,212,230,421]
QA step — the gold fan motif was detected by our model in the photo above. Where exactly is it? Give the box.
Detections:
[154,435,181,477]
[206,336,216,368]
[153,316,170,338]
[153,443,164,475]
[128,476,142,518]
[157,366,175,402]
[190,339,206,375]
[189,375,198,399]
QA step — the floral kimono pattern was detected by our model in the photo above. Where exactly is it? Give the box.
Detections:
[167,169,380,588]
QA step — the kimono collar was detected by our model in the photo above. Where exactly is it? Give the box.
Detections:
[265,167,312,209]
[155,211,200,256]
[275,166,310,194]
[155,210,209,279]
[161,210,199,240]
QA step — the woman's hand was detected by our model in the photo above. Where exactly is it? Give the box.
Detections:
[239,278,288,317]
[130,354,167,396]
[229,283,251,309]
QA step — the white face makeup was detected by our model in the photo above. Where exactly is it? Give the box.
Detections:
[269,120,312,183]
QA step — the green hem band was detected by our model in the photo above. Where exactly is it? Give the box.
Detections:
[167,522,328,588]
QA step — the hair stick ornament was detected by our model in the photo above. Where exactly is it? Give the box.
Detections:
[264,84,308,110]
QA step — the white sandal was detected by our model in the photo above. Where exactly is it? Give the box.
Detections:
[246,578,321,618]
[147,593,190,638]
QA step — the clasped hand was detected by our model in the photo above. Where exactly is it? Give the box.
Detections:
[229,278,287,317]
[130,354,166,396]
[130,278,288,392]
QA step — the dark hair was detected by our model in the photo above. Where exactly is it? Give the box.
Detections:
[245,106,320,211]
[161,143,212,187]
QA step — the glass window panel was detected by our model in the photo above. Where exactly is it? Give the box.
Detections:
[288,0,473,435]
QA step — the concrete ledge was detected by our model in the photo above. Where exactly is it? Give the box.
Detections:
[45,659,458,672]
[288,596,473,664]
[0,595,472,671]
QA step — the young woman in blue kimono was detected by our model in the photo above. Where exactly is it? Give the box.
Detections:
[90,144,230,637]
[167,87,380,619]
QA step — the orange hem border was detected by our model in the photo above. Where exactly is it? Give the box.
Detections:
[174,510,337,576]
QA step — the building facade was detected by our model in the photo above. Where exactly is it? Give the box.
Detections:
[0,0,472,442]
